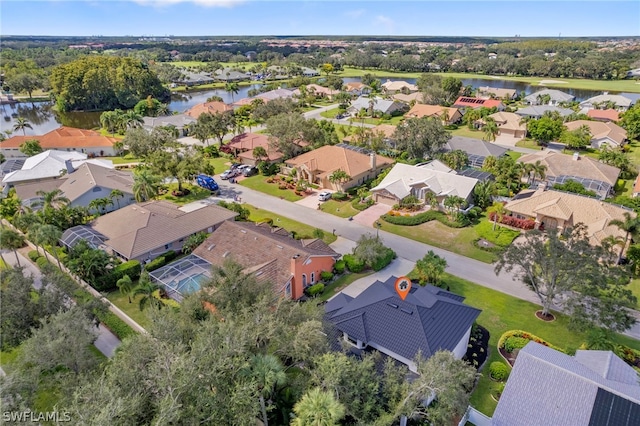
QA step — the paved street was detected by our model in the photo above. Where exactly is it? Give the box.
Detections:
[211,179,640,340]
[2,250,122,358]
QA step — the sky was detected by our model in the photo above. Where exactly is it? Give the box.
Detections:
[1,1,639,38]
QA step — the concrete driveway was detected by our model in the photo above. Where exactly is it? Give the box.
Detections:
[494,133,524,147]
[353,203,391,227]
[295,190,326,209]
[340,258,416,298]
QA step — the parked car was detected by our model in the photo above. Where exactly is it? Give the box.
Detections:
[318,191,332,201]
[220,169,238,180]
[242,166,258,177]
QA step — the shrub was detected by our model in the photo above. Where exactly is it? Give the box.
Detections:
[371,248,396,271]
[145,256,166,272]
[98,311,136,340]
[503,336,531,353]
[160,250,178,262]
[382,210,442,226]
[114,260,142,281]
[320,271,334,282]
[36,256,49,269]
[489,362,510,381]
[351,197,374,211]
[28,250,40,262]
[343,254,365,273]
[488,213,535,230]
[331,192,348,201]
[306,283,325,297]
[334,260,346,274]
[498,330,565,354]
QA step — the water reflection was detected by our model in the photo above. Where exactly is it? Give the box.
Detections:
[0,102,101,136]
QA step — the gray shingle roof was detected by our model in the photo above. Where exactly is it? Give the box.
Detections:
[524,89,575,104]
[492,342,640,426]
[326,276,481,362]
[444,136,508,158]
[515,105,574,118]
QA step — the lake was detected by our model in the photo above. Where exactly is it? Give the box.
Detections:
[0,76,610,137]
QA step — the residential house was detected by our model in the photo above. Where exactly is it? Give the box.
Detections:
[484,111,527,138]
[2,150,113,187]
[491,342,640,426]
[302,67,320,77]
[0,126,118,159]
[371,162,479,206]
[60,201,237,262]
[515,105,574,120]
[213,68,250,82]
[443,136,508,168]
[14,162,135,213]
[393,92,424,104]
[293,84,339,100]
[564,120,627,149]
[504,188,632,246]
[152,220,339,301]
[343,81,371,96]
[587,109,620,122]
[580,94,633,111]
[476,86,517,100]
[453,97,505,111]
[0,158,25,181]
[405,104,462,125]
[347,97,407,117]
[517,150,620,199]
[185,101,234,119]
[343,124,398,147]
[619,92,640,106]
[381,80,419,94]
[283,144,394,191]
[142,114,196,137]
[524,89,575,106]
[626,68,640,78]
[325,276,481,373]
[633,175,640,198]
[227,132,284,165]
[175,71,215,87]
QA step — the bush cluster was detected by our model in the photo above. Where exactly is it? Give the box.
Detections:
[113,260,142,282]
[489,362,510,381]
[331,192,348,201]
[28,250,40,262]
[36,256,50,269]
[343,254,365,273]
[503,336,531,353]
[99,311,136,340]
[333,260,346,274]
[306,283,325,297]
[382,210,467,228]
[320,271,334,282]
[498,330,565,354]
[475,221,521,247]
[488,213,535,230]
[145,256,167,272]
[371,248,396,272]
[351,197,374,211]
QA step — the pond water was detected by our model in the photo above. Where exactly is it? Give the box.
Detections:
[0,76,611,137]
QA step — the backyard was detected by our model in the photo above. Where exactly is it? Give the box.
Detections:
[105,291,152,329]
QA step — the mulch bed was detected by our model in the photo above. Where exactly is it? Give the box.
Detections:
[535,310,556,322]
[499,347,517,367]
[463,324,490,369]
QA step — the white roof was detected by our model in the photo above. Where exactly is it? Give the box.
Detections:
[371,163,478,200]
[580,94,633,108]
[2,150,113,185]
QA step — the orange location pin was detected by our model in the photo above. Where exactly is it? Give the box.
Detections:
[394,276,411,301]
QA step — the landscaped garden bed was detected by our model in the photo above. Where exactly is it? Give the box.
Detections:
[497,330,565,366]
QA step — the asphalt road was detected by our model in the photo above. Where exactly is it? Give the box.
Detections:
[210,179,640,341]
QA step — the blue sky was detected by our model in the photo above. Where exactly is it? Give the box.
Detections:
[2,1,639,37]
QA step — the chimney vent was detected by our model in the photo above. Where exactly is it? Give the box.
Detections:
[65,159,75,175]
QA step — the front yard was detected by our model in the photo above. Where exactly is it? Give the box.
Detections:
[158,183,212,205]
[514,138,543,150]
[317,271,374,302]
[431,272,640,417]
[239,175,305,202]
[319,199,360,218]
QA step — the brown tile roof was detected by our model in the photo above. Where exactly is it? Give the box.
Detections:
[517,150,620,186]
[91,200,237,259]
[505,189,633,245]
[487,111,526,132]
[342,124,397,143]
[586,109,620,122]
[564,120,627,146]
[405,104,461,120]
[193,221,338,293]
[14,180,62,202]
[285,145,394,179]
[0,126,117,150]
[185,101,233,118]
[344,82,369,91]
[393,92,424,103]
[228,133,271,151]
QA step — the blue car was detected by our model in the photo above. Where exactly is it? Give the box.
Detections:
[196,174,219,192]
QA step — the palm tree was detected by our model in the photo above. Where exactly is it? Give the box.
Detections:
[528,160,547,185]
[483,117,499,142]
[109,189,124,210]
[291,387,345,426]
[122,110,143,130]
[100,110,120,135]
[34,189,69,213]
[33,224,62,268]
[225,82,240,103]
[13,117,32,136]
[0,228,25,267]
[156,103,170,116]
[28,223,49,262]
[253,146,268,163]
[609,212,640,265]
[132,168,161,202]
[488,202,507,231]
[134,272,162,311]
[116,275,135,303]
[328,169,351,192]
[241,354,287,426]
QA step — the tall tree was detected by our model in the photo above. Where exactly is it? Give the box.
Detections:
[241,354,287,426]
[224,82,240,103]
[18,139,42,156]
[527,115,564,144]
[117,275,135,303]
[392,117,450,159]
[328,169,351,192]
[132,168,161,202]
[291,388,345,426]
[482,117,499,142]
[32,224,62,268]
[253,146,268,163]
[110,189,124,210]
[609,212,640,265]
[33,188,69,213]
[13,117,32,136]
[134,272,162,311]
[0,228,25,267]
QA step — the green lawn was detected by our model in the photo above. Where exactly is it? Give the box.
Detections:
[450,127,486,140]
[244,204,337,245]
[504,151,522,161]
[614,179,634,197]
[104,154,142,165]
[361,116,405,126]
[317,271,374,302]
[562,148,599,159]
[320,108,345,119]
[515,138,543,150]
[625,140,640,167]
[239,175,304,201]
[158,183,213,205]
[432,272,640,416]
[379,217,501,263]
[105,291,151,329]
[629,278,640,308]
[0,347,21,373]
[209,157,235,174]
[319,199,360,218]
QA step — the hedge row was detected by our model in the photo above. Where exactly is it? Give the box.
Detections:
[145,256,168,272]
[98,311,136,340]
[28,250,40,262]
[382,210,466,228]
[343,254,365,273]
[488,213,536,230]
[334,260,346,274]
[351,198,374,211]
[498,330,565,354]
[114,260,142,282]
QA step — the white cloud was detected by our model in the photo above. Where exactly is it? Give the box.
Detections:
[132,0,245,7]
[373,15,395,33]
[344,9,365,19]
